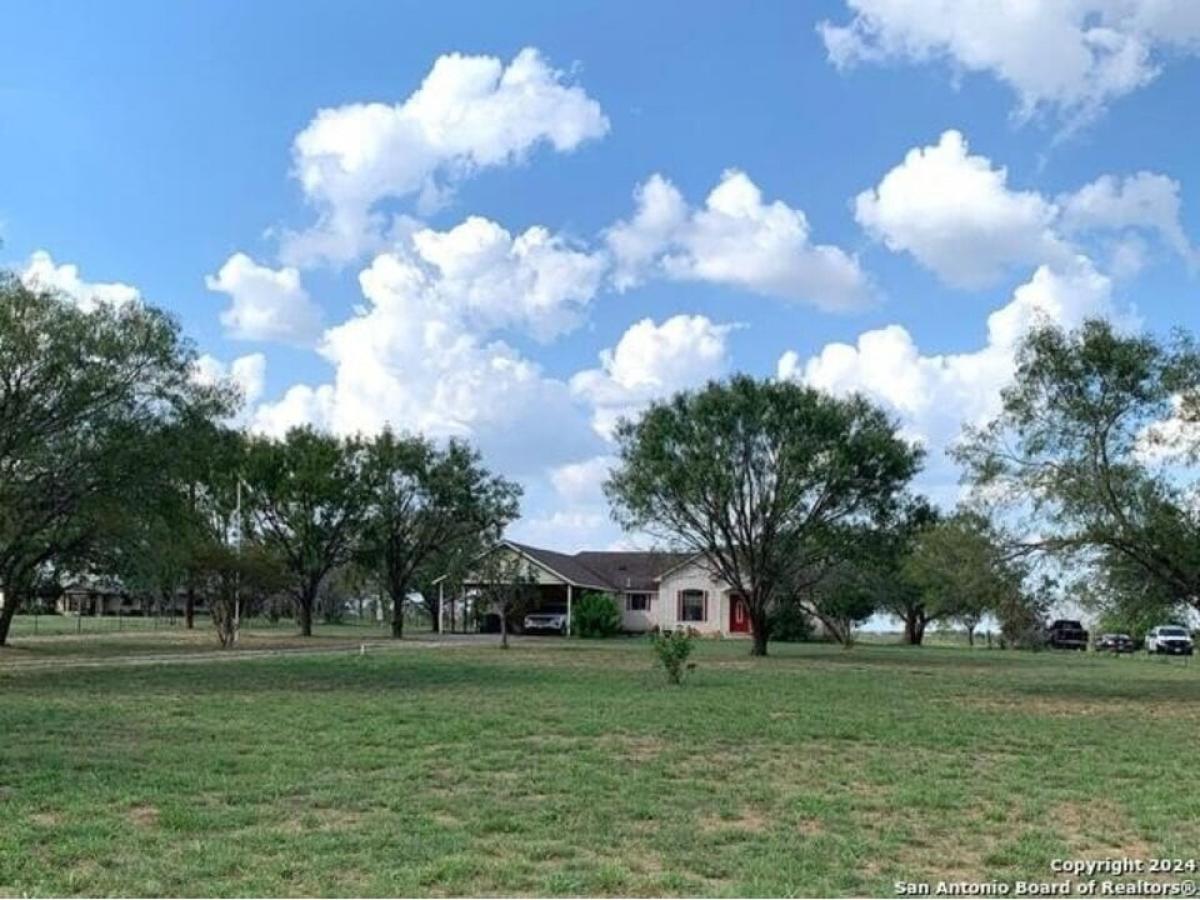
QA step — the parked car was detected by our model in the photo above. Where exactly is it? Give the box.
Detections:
[1094,633,1135,653]
[1045,619,1089,650]
[1145,625,1195,656]
[523,610,568,635]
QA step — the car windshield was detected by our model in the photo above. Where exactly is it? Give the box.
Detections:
[1160,627,1188,637]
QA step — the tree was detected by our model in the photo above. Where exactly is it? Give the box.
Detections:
[0,275,230,646]
[192,541,286,647]
[797,559,881,647]
[1078,549,1189,643]
[955,319,1200,617]
[472,549,537,649]
[831,498,938,646]
[359,431,520,639]
[245,428,371,637]
[606,376,923,656]
[903,511,1028,646]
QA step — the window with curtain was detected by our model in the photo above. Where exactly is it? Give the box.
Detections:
[678,589,706,622]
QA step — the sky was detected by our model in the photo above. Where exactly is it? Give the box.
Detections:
[3,0,1200,554]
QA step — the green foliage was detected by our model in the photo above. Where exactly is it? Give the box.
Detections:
[606,375,922,656]
[650,628,695,684]
[903,510,1029,645]
[0,274,231,645]
[571,591,621,638]
[245,427,373,636]
[768,600,814,643]
[359,430,520,638]
[956,319,1200,620]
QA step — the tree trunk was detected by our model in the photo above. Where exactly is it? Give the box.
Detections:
[185,583,195,630]
[297,590,314,637]
[966,625,975,647]
[0,594,19,647]
[747,602,771,656]
[904,613,926,645]
[500,607,509,649]
[390,587,404,639]
[428,592,441,634]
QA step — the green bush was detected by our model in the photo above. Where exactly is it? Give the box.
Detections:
[572,591,621,638]
[769,600,813,643]
[650,628,695,684]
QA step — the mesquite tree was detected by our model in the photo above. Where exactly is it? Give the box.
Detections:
[359,431,520,638]
[0,275,229,646]
[955,319,1200,615]
[606,376,922,656]
[245,428,371,637]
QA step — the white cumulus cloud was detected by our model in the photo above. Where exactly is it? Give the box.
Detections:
[819,0,1200,123]
[855,130,1195,287]
[779,256,1126,459]
[854,130,1064,288]
[20,250,140,311]
[570,314,738,438]
[205,253,324,345]
[194,352,268,410]
[402,215,606,341]
[282,47,609,265]
[606,170,872,311]
[250,248,601,474]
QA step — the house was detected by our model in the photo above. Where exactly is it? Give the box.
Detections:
[438,540,756,637]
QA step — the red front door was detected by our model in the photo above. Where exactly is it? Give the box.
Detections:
[729,595,751,633]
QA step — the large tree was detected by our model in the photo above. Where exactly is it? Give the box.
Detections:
[903,510,1028,646]
[245,427,371,637]
[0,275,228,646]
[955,319,1200,615]
[606,376,923,656]
[359,431,520,638]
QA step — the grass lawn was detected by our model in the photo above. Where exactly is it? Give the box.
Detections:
[1,633,1198,897]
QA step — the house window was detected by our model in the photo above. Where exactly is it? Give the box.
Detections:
[626,593,651,612]
[678,589,707,622]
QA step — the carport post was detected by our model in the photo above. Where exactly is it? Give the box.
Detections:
[566,584,573,637]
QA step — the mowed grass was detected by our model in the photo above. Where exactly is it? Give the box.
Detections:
[1,635,1198,897]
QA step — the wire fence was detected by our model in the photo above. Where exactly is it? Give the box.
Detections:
[6,611,416,639]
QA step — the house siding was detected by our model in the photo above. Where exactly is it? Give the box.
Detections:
[656,558,732,636]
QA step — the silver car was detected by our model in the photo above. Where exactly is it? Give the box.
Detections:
[523,612,568,635]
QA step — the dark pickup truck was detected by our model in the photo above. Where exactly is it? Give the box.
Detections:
[1046,619,1089,650]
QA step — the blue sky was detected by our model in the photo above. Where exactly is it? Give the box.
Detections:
[3,0,1200,551]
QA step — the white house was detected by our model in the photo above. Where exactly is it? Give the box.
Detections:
[439,540,754,637]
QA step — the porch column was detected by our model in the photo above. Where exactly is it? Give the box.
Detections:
[566,584,573,637]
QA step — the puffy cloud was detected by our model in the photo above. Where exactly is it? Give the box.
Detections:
[194,352,267,409]
[1058,172,1196,265]
[570,314,737,438]
[856,131,1195,287]
[283,47,609,265]
[606,170,872,311]
[205,253,324,345]
[819,1,1200,123]
[1136,395,1200,464]
[20,250,140,311]
[549,455,616,506]
[402,215,606,341]
[250,248,601,474]
[780,256,1124,457]
[855,130,1063,288]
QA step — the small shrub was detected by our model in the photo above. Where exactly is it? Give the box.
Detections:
[572,591,621,638]
[651,628,695,684]
[769,601,813,643]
